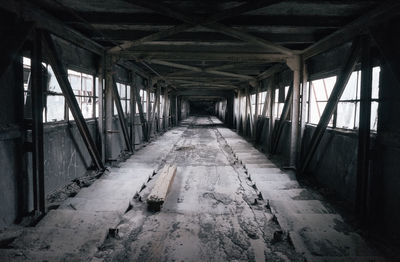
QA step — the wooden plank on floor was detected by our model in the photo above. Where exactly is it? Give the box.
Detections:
[147,164,177,211]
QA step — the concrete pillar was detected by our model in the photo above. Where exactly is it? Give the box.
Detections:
[287,55,301,168]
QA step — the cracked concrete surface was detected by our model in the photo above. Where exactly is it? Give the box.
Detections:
[95,116,302,262]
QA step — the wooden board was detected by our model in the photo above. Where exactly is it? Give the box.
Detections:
[147,164,177,211]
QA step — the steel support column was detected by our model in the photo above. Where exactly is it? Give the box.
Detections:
[31,30,45,214]
[287,55,301,168]
[356,36,372,224]
[130,71,136,151]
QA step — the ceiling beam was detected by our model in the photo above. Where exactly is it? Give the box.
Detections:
[147,59,255,80]
[122,51,287,62]
[111,0,292,55]
[302,1,400,60]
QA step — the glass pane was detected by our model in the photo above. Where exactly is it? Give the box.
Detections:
[126,99,131,114]
[371,101,379,131]
[46,95,65,122]
[81,98,93,118]
[342,71,358,100]
[372,66,380,99]
[127,85,131,99]
[68,71,81,95]
[120,84,126,99]
[251,94,255,104]
[336,102,356,129]
[311,76,336,101]
[95,97,99,118]
[82,74,93,94]
[114,103,118,116]
[47,65,62,93]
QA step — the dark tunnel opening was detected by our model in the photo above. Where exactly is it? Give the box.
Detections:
[189,100,216,115]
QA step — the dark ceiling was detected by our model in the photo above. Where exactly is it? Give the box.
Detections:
[25,0,382,91]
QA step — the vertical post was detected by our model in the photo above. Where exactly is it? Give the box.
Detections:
[98,56,105,163]
[236,89,241,133]
[175,95,178,125]
[244,87,249,136]
[287,55,301,168]
[105,56,113,161]
[130,71,136,151]
[300,60,308,151]
[356,36,372,224]
[268,76,276,153]
[31,30,45,214]
[156,84,161,131]
[163,86,168,130]
[254,82,259,140]
[147,85,151,131]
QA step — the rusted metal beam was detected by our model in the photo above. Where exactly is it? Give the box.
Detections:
[299,38,362,175]
[42,32,104,170]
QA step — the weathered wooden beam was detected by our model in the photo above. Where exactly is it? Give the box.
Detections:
[121,51,287,62]
[0,0,104,55]
[0,22,34,80]
[111,76,133,152]
[356,36,372,224]
[147,164,177,211]
[299,38,362,175]
[302,1,400,60]
[42,32,104,170]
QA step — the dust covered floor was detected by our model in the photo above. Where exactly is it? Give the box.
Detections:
[95,116,302,262]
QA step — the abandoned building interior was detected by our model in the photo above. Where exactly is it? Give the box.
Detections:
[1,0,400,261]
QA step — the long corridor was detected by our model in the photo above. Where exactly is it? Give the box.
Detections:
[95,116,301,261]
[1,117,384,262]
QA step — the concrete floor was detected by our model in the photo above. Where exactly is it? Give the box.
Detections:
[0,116,385,262]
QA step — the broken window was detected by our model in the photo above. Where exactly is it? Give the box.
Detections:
[308,76,336,126]
[68,69,94,120]
[116,82,130,116]
[307,66,380,131]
